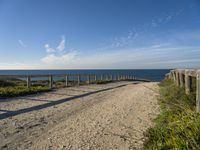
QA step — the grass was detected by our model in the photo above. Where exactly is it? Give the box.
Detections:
[0,78,120,98]
[0,86,50,98]
[144,79,200,150]
[0,77,138,98]
[0,79,50,98]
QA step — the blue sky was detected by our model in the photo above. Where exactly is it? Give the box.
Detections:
[0,0,200,69]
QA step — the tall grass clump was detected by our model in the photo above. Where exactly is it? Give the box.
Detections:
[144,79,200,150]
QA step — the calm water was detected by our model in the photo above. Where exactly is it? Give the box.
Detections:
[0,69,170,81]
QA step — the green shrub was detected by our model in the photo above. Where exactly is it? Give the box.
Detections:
[144,79,200,150]
[0,86,50,98]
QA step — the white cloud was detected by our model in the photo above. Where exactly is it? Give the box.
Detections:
[18,40,26,47]
[109,31,139,49]
[56,36,65,52]
[41,51,78,66]
[41,35,79,68]
[1,45,200,69]
[44,36,66,53]
[44,44,55,53]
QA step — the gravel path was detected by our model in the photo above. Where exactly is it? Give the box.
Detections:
[0,81,160,150]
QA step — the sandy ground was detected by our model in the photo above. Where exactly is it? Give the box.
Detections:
[0,81,160,150]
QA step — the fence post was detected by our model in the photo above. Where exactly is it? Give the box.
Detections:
[77,75,80,85]
[175,71,180,86]
[66,75,68,86]
[196,71,200,112]
[106,75,108,81]
[185,70,192,95]
[94,75,97,83]
[88,75,90,84]
[27,76,31,88]
[172,71,176,83]
[49,75,53,89]
[179,72,184,88]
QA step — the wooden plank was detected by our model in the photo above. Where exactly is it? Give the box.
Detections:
[175,71,180,86]
[87,75,90,84]
[185,70,192,95]
[179,73,184,87]
[101,75,103,81]
[49,75,53,89]
[27,76,31,88]
[77,75,80,85]
[196,71,200,112]
[94,75,97,82]
[65,76,68,86]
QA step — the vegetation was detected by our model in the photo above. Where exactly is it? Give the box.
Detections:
[0,86,50,98]
[0,78,119,98]
[144,79,200,150]
[0,79,50,98]
[0,77,139,98]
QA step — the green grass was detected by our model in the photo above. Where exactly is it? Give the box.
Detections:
[144,79,200,150]
[0,79,116,98]
[0,79,51,98]
[0,86,50,98]
[0,77,136,98]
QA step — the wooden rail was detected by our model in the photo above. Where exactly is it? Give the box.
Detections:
[0,74,150,89]
[165,69,200,112]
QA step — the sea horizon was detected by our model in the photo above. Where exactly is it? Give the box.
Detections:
[0,69,170,81]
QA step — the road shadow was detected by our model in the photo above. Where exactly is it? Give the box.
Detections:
[0,84,128,120]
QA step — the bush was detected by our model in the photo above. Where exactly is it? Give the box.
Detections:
[144,79,200,150]
[0,86,50,98]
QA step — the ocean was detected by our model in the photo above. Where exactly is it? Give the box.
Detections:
[0,69,170,81]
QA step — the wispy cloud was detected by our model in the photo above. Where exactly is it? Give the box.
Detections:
[41,51,78,66]
[42,35,78,67]
[18,40,26,47]
[56,35,65,52]
[44,36,66,53]
[149,9,184,28]
[1,44,200,69]
[44,44,55,53]
[101,30,139,50]
[100,9,184,51]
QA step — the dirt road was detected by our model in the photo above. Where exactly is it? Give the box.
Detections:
[0,81,159,150]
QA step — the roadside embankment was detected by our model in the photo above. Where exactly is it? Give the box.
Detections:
[144,79,200,150]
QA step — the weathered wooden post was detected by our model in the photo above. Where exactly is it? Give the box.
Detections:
[179,72,184,88]
[49,75,53,89]
[110,75,113,81]
[172,71,176,83]
[94,75,97,83]
[77,75,80,85]
[185,70,192,95]
[196,71,200,112]
[175,71,180,86]
[65,75,68,86]
[106,75,108,81]
[87,75,90,84]
[101,75,103,81]
[27,76,31,88]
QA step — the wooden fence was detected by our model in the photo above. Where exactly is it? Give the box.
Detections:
[165,69,200,112]
[0,74,150,89]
